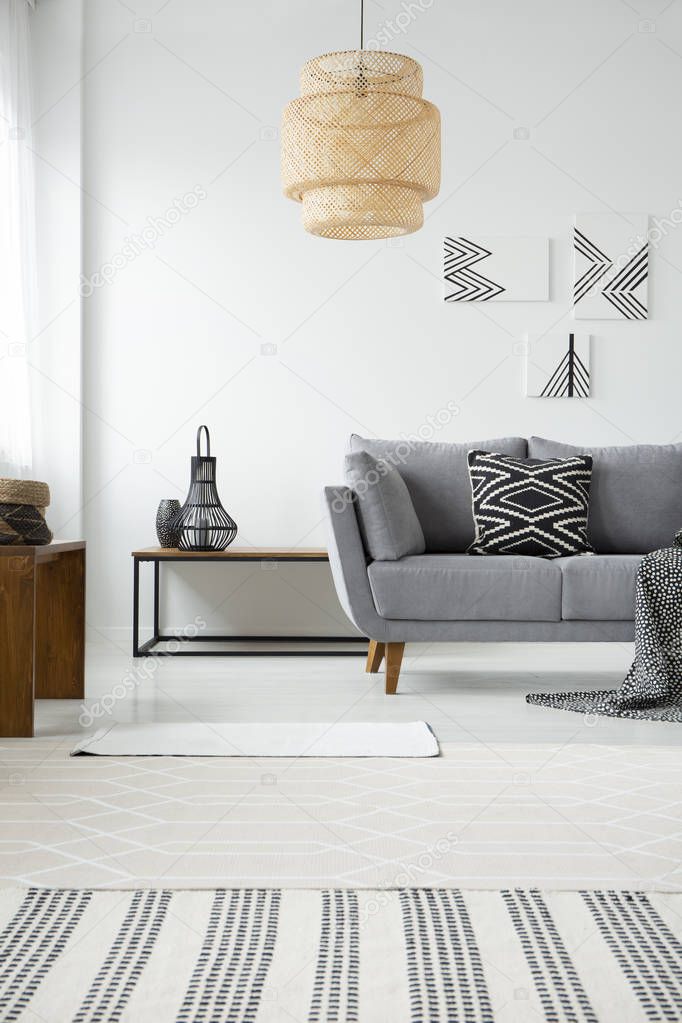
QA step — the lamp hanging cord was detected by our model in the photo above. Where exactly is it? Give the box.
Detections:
[360,0,364,49]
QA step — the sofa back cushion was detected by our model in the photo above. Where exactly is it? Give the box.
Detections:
[529,436,682,553]
[349,435,528,551]
[344,450,425,560]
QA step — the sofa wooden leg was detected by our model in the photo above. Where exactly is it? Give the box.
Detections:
[385,643,405,695]
[366,640,385,673]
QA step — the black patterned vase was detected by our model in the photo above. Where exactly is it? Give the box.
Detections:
[156,499,181,548]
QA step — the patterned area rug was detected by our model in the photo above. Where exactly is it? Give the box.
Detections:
[1,743,680,891]
[1,887,680,1022]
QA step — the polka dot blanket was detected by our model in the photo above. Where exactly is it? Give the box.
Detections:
[527,531,682,721]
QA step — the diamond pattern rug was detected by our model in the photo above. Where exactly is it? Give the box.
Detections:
[0,742,679,891]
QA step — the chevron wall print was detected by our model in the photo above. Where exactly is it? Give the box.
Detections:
[573,214,648,319]
[444,236,549,302]
[525,333,591,398]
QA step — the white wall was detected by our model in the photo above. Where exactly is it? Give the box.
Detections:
[74,0,682,638]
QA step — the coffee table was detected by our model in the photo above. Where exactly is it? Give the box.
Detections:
[132,547,367,657]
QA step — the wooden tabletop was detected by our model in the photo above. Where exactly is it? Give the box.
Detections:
[0,540,85,560]
[132,546,329,560]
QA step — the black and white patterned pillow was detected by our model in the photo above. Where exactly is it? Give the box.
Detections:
[467,450,594,557]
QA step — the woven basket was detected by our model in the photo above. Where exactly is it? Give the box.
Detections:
[0,477,52,546]
[0,478,50,507]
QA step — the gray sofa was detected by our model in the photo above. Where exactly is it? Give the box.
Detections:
[324,435,682,693]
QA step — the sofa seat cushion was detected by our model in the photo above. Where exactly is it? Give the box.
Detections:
[367,554,562,621]
[349,435,527,552]
[557,554,642,621]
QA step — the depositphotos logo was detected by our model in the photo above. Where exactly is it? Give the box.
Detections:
[79,186,207,296]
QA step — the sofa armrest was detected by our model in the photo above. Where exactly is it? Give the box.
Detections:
[322,486,388,641]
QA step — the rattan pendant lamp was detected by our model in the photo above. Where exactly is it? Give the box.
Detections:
[281,0,441,240]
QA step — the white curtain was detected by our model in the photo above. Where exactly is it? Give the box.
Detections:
[0,0,36,477]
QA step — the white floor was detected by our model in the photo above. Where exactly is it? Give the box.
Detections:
[43,638,682,745]
[1,641,680,891]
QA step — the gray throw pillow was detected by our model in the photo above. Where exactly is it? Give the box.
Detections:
[345,450,425,561]
[349,434,527,551]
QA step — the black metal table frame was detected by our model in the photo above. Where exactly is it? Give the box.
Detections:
[132,552,368,657]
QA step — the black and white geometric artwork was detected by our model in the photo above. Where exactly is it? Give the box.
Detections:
[573,214,648,319]
[525,333,590,398]
[444,236,548,301]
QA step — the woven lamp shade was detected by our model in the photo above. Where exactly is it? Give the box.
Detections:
[281,50,440,240]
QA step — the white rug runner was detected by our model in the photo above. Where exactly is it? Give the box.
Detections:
[1,887,680,1022]
[71,720,439,757]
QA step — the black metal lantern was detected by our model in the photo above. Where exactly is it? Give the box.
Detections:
[173,426,237,551]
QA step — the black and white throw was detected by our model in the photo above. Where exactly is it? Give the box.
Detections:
[528,533,682,721]
[1,886,681,1021]
[467,450,594,557]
